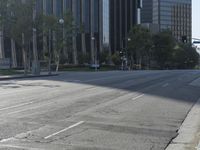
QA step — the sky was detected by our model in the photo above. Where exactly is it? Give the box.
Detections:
[192,0,200,40]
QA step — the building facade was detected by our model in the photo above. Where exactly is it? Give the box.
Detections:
[142,0,192,43]
[110,0,142,52]
[0,0,141,66]
[141,0,153,23]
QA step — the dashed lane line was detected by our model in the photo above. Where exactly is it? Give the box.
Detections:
[44,121,84,139]
[132,94,144,100]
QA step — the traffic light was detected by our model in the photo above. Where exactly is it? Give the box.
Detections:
[182,36,187,43]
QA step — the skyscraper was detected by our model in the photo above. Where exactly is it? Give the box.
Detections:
[110,0,142,52]
[142,0,192,43]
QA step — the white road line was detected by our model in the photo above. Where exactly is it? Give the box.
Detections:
[0,144,42,150]
[0,137,15,143]
[6,101,54,115]
[44,121,84,139]
[0,101,34,111]
[132,94,144,100]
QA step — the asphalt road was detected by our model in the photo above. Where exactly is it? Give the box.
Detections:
[0,70,200,150]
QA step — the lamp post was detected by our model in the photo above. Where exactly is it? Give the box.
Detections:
[91,37,98,71]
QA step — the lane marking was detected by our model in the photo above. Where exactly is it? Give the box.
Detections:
[0,137,15,143]
[132,94,144,100]
[0,102,34,111]
[162,83,169,87]
[44,121,84,139]
[0,144,41,150]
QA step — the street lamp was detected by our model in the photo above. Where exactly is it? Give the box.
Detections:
[121,37,131,70]
[59,18,64,25]
[91,37,98,71]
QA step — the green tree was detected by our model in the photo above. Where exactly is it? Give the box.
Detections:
[152,30,176,69]
[38,11,76,72]
[9,0,35,75]
[173,44,199,69]
[0,0,10,59]
[36,14,58,74]
[128,25,152,69]
[111,52,121,66]
[99,50,110,65]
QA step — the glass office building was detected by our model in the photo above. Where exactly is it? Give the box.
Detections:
[142,0,192,42]
[141,0,153,23]
[37,0,140,63]
[36,0,112,64]
[109,0,141,52]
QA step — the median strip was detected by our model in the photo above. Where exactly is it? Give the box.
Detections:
[44,121,84,139]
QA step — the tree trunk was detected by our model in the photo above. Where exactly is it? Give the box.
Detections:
[32,2,39,75]
[0,30,5,59]
[81,33,86,54]
[139,57,142,70]
[55,55,60,72]
[22,33,28,75]
[81,0,86,54]
[48,30,52,75]
[11,39,17,68]
[73,36,78,64]
[72,0,78,64]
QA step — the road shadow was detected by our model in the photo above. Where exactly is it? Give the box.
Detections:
[31,70,200,105]
[1,70,200,104]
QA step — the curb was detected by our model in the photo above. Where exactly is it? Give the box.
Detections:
[166,98,200,150]
[0,74,59,81]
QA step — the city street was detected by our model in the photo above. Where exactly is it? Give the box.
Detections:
[0,70,200,150]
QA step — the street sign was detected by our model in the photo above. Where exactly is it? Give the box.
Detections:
[193,41,200,44]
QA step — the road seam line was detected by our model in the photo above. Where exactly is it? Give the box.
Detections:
[0,102,34,111]
[44,121,84,139]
